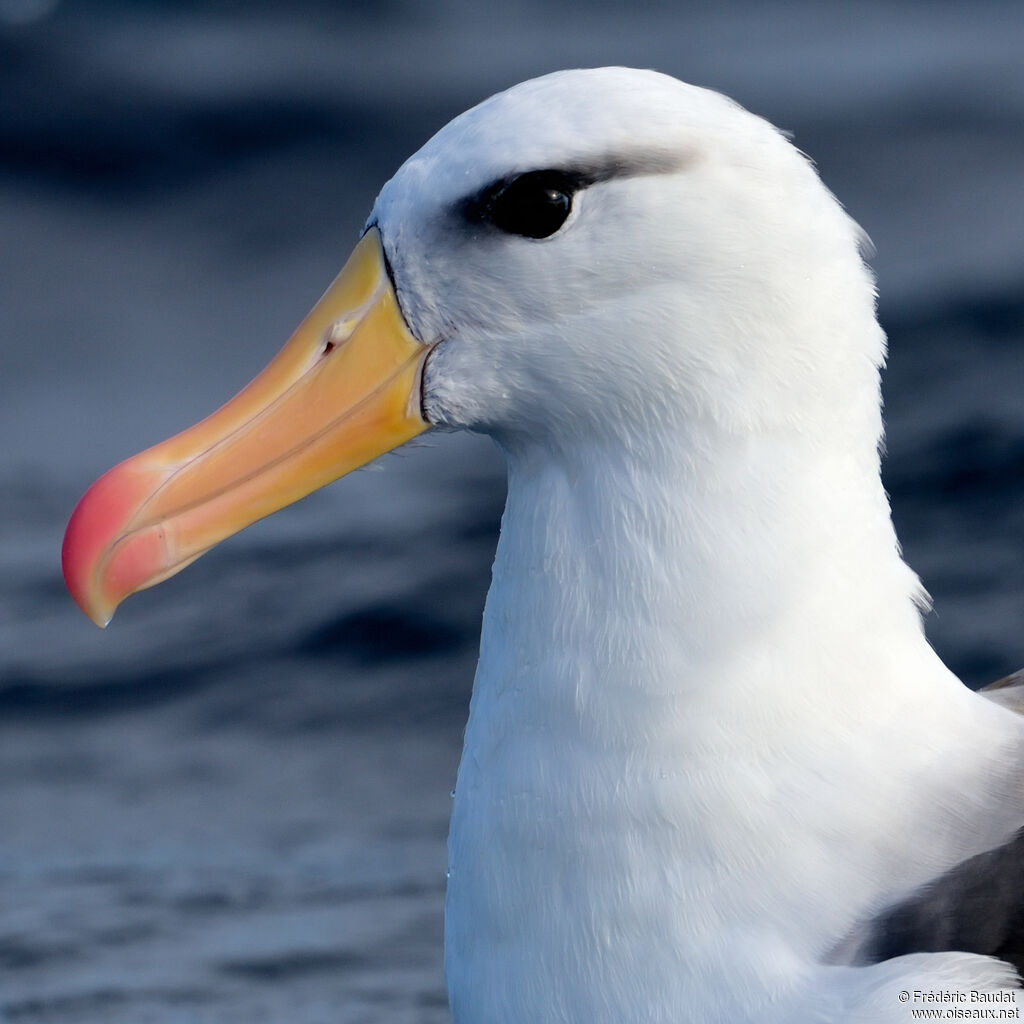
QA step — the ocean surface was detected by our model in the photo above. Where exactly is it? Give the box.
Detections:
[2,1,1023,1020]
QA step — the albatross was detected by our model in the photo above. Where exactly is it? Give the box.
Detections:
[62,68,1024,1022]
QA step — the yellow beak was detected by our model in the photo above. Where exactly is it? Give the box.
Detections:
[62,227,432,627]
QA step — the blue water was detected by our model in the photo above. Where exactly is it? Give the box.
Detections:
[2,1,1023,1020]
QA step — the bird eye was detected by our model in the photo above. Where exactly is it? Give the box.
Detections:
[482,171,576,239]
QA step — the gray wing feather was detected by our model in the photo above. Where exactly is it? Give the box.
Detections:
[843,670,1024,973]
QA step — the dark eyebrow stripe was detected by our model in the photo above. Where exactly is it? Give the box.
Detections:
[567,147,690,184]
[458,147,688,224]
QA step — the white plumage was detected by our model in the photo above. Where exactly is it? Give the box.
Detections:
[368,68,1024,1021]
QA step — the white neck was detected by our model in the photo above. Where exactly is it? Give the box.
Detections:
[444,421,1024,1022]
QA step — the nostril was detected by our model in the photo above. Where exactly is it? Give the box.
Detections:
[321,314,360,359]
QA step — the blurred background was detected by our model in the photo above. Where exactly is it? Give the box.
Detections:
[1,1,1022,1021]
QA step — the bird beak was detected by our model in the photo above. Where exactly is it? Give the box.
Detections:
[62,227,432,627]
